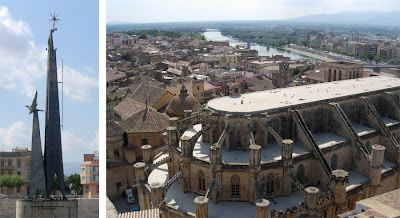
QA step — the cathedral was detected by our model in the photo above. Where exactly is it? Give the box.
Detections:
[130,76,400,217]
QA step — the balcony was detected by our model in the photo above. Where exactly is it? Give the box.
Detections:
[0,166,13,170]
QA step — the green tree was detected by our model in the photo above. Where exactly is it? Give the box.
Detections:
[0,175,25,195]
[66,174,83,195]
[51,176,71,195]
[301,40,310,47]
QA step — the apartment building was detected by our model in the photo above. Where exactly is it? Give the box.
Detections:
[80,153,99,197]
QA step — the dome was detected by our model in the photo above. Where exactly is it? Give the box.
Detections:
[166,84,202,117]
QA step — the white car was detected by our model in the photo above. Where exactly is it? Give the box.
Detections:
[0,194,8,199]
[125,189,135,204]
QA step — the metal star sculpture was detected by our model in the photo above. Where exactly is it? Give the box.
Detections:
[49,11,60,30]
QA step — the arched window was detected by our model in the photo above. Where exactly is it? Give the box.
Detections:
[231,175,240,198]
[198,170,206,191]
[266,173,275,194]
[328,69,332,82]
[297,164,306,184]
[333,70,337,81]
[331,154,338,170]
[141,138,148,146]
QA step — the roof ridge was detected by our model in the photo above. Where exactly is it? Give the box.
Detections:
[147,107,160,131]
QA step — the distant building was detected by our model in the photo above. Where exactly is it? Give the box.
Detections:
[80,154,99,198]
[323,61,364,82]
[0,148,31,196]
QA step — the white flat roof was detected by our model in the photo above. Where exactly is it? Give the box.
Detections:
[208,76,400,114]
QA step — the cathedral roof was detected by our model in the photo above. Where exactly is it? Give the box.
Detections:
[166,84,202,117]
[106,120,124,137]
[120,107,169,133]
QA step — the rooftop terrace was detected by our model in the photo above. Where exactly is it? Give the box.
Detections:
[208,76,399,114]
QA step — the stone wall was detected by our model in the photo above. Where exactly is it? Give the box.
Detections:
[0,198,16,217]
[0,198,98,218]
[78,198,99,218]
[107,164,136,198]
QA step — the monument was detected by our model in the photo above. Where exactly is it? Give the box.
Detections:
[26,92,47,199]
[16,13,78,218]
[43,12,67,200]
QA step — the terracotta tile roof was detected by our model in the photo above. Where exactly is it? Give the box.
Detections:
[204,82,218,91]
[120,107,169,133]
[107,70,126,83]
[245,76,275,91]
[106,120,124,137]
[129,83,168,107]
[113,98,146,120]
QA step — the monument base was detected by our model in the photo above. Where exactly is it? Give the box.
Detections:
[16,199,78,218]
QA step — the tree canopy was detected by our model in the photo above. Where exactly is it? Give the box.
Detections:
[66,174,83,195]
[0,175,25,189]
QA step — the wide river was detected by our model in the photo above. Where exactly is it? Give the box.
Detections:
[203,29,318,61]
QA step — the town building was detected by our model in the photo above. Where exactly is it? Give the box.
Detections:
[129,83,174,111]
[106,121,136,198]
[80,154,99,198]
[0,148,31,196]
[132,76,400,217]
[323,61,364,82]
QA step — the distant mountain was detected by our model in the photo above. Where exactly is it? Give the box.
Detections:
[288,11,400,27]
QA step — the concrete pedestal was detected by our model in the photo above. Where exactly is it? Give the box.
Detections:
[16,199,78,218]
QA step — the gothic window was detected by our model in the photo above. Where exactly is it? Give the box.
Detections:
[231,175,240,198]
[141,137,148,146]
[297,164,306,184]
[331,154,338,170]
[198,170,206,191]
[266,173,275,194]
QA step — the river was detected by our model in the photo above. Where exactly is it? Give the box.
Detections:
[202,29,318,61]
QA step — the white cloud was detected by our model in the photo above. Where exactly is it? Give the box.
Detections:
[0,121,31,151]
[58,65,98,103]
[0,6,98,101]
[62,130,99,162]
[0,6,46,97]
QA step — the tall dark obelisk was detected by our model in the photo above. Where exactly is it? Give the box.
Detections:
[44,18,66,199]
[27,92,47,199]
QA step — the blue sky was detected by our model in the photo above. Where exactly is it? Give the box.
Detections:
[0,0,99,163]
[107,0,400,23]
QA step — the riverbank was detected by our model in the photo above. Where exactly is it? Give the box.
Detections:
[282,46,334,62]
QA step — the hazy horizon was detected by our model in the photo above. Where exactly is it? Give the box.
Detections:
[107,0,400,24]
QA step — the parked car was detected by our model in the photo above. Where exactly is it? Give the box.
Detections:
[0,194,8,199]
[125,189,135,203]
